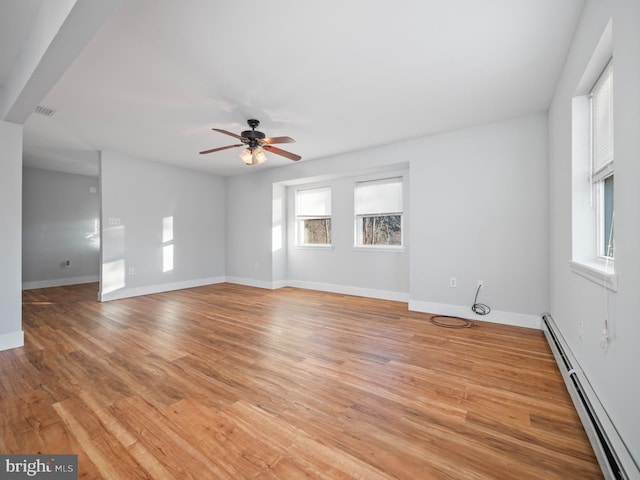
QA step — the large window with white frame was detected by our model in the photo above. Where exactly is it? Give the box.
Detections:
[591,60,614,259]
[570,22,616,290]
[354,177,403,247]
[295,186,332,246]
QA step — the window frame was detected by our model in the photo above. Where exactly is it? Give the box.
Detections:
[295,186,332,247]
[354,177,404,250]
[590,60,614,260]
[569,22,616,291]
[595,173,614,259]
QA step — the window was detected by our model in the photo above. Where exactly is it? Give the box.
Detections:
[295,186,331,245]
[570,22,615,289]
[591,61,614,258]
[355,177,403,247]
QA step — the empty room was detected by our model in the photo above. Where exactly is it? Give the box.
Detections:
[1,1,639,479]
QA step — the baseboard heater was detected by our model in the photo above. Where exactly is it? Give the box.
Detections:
[541,314,639,480]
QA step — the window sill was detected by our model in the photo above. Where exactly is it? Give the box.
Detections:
[569,259,617,292]
[353,246,405,253]
[296,244,333,250]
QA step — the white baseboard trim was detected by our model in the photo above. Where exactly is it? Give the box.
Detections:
[271,280,290,290]
[285,280,409,303]
[225,278,409,302]
[0,330,24,351]
[23,275,99,290]
[225,277,276,290]
[98,276,226,302]
[409,300,541,330]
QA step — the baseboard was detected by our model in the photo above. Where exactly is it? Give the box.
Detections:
[408,300,541,329]
[23,275,99,290]
[225,276,276,290]
[285,280,409,303]
[98,276,226,302]
[0,330,24,351]
[271,279,289,290]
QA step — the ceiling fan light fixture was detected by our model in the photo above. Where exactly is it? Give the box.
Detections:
[239,148,254,164]
[239,147,267,165]
[254,148,267,164]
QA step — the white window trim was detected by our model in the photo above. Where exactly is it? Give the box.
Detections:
[296,244,333,250]
[569,259,617,292]
[590,60,614,261]
[594,173,614,261]
[353,244,405,253]
[570,21,615,286]
[354,177,404,249]
[295,185,332,247]
[296,217,333,248]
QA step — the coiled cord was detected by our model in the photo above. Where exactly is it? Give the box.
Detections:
[429,284,491,329]
[471,284,491,315]
[430,315,476,328]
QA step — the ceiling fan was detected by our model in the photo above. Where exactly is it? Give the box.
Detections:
[200,119,301,165]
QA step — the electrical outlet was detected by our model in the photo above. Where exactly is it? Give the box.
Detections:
[128,267,135,276]
[449,277,457,288]
[477,280,484,289]
[579,321,584,340]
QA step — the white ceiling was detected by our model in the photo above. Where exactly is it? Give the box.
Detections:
[3,0,585,177]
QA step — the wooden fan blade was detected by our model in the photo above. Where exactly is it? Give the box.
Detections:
[199,144,243,155]
[212,128,245,141]
[263,145,301,161]
[261,136,295,145]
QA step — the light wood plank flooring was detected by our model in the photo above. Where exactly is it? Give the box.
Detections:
[1,283,602,479]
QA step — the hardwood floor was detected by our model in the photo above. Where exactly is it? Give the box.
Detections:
[2,283,601,479]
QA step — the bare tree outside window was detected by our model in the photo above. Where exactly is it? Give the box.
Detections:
[360,215,401,245]
[304,218,332,244]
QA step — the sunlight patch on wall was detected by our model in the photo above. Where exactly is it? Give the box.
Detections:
[102,259,125,294]
[163,216,173,242]
[272,225,282,252]
[163,216,174,272]
[85,218,100,249]
[163,244,174,273]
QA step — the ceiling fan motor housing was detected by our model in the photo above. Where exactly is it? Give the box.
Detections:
[242,119,265,148]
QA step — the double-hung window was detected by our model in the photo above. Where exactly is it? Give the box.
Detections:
[591,61,614,258]
[354,177,403,247]
[295,186,332,246]
[570,24,615,289]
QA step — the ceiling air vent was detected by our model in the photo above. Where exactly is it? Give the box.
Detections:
[34,105,57,117]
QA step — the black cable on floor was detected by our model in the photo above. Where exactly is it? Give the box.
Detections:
[429,315,476,328]
[429,284,491,329]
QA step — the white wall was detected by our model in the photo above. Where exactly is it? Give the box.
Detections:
[0,120,23,350]
[409,113,549,328]
[548,0,640,464]
[286,171,409,301]
[22,167,100,289]
[99,152,226,301]
[225,143,410,293]
[226,172,275,288]
[226,112,548,326]
[271,183,288,287]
